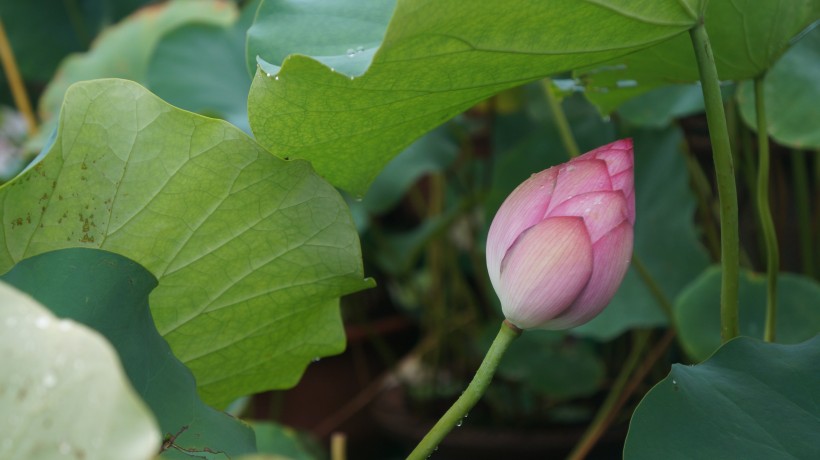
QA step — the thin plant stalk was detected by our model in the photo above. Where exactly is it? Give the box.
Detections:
[407,320,522,460]
[0,18,38,136]
[682,145,722,260]
[689,21,741,342]
[566,330,651,460]
[754,77,779,342]
[791,149,815,278]
[330,433,347,460]
[541,79,580,158]
[740,123,768,265]
[632,256,674,322]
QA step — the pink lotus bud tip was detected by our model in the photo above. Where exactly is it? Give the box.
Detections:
[486,139,635,330]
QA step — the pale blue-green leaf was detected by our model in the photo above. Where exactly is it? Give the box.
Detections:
[2,248,257,459]
[737,25,820,149]
[0,280,160,460]
[675,266,820,362]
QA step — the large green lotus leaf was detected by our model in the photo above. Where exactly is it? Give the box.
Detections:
[578,0,819,114]
[674,266,820,362]
[0,79,372,407]
[37,0,234,123]
[573,127,710,339]
[737,26,820,149]
[0,280,160,460]
[1,248,256,459]
[247,0,704,195]
[147,1,258,132]
[624,335,820,459]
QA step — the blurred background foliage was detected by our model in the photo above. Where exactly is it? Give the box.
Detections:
[0,1,818,459]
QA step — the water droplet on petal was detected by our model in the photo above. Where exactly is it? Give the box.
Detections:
[356,46,365,52]
[312,357,321,363]
[57,320,72,332]
[346,48,356,57]
[275,75,280,81]
[672,379,677,385]
[35,316,51,329]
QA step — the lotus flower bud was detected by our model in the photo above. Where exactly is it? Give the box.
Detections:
[486,139,635,330]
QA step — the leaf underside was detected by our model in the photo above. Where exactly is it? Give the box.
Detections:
[0,79,372,406]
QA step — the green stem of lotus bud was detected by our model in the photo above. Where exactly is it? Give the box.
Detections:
[406,320,522,460]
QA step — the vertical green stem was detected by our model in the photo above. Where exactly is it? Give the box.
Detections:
[754,77,779,342]
[791,149,815,278]
[689,21,740,342]
[740,124,767,267]
[541,79,580,158]
[407,321,522,460]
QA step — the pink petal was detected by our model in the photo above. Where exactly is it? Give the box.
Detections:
[541,221,633,330]
[486,167,558,289]
[546,159,613,216]
[498,217,593,330]
[547,191,630,243]
[610,169,633,197]
[610,170,636,225]
[592,139,633,176]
